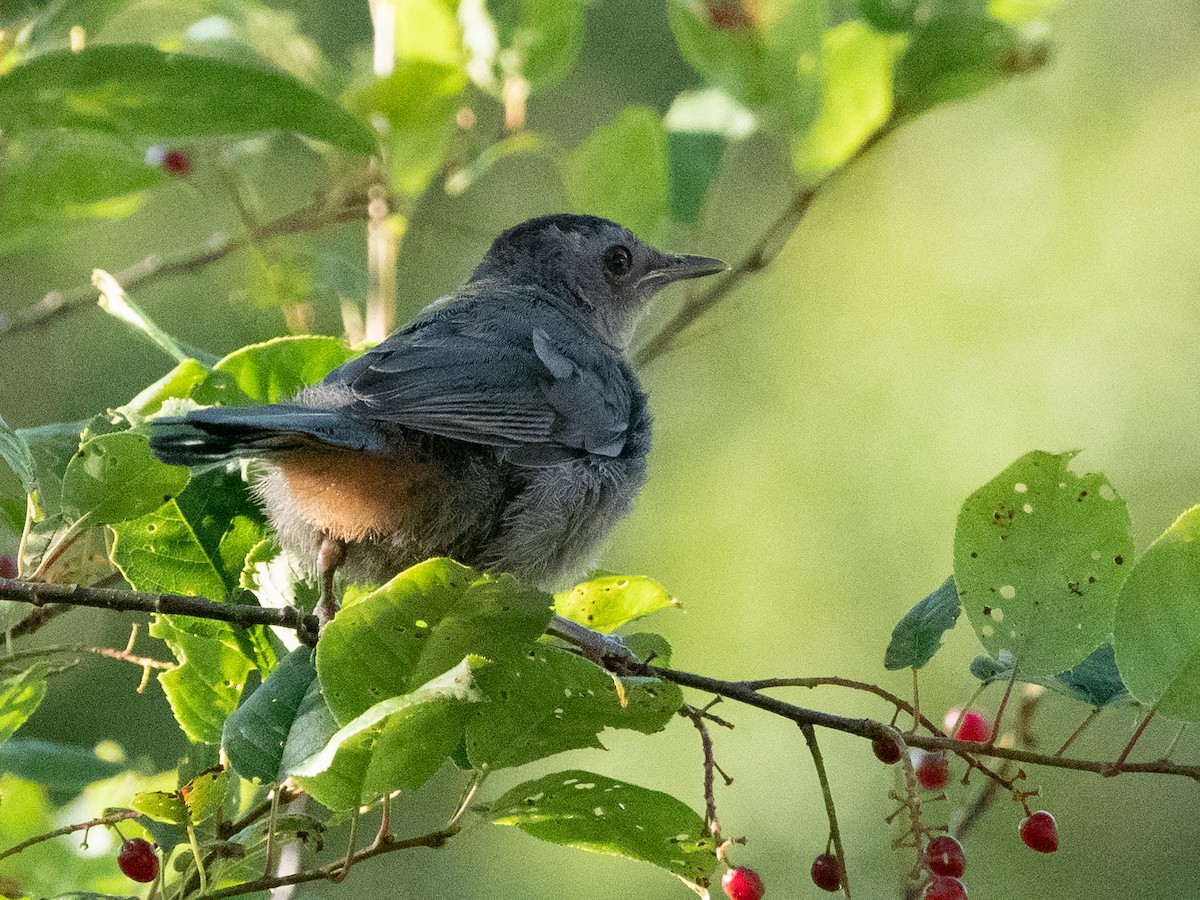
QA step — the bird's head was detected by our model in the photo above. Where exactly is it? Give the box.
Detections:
[470,214,727,349]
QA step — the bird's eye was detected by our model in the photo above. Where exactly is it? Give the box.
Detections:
[602,244,633,279]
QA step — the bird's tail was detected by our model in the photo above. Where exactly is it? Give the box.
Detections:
[149,405,351,466]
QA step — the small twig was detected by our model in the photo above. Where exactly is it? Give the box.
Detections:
[1109,704,1158,773]
[201,826,459,900]
[0,191,370,339]
[681,705,732,844]
[799,722,851,900]
[7,602,74,640]
[986,665,1020,750]
[0,809,141,863]
[1055,708,1102,758]
[1162,723,1188,761]
[635,121,895,367]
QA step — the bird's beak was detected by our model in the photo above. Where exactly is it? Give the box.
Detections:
[638,253,728,288]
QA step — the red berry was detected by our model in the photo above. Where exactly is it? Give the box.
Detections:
[117,838,159,883]
[162,150,192,176]
[1019,810,1059,853]
[923,875,968,900]
[872,733,902,764]
[722,866,765,900]
[810,853,841,892]
[0,556,16,579]
[953,711,990,743]
[925,835,966,878]
[914,751,950,791]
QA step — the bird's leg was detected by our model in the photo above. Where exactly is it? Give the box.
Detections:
[316,536,347,628]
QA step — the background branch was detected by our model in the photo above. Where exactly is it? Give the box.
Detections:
[0,191,369,339]
[634,121,896,368]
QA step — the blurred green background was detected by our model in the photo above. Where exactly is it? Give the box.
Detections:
[3,1,1200,898]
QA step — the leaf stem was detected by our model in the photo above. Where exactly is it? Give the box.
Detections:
[800,722,851,900]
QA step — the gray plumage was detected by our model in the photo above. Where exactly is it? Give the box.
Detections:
[150,214,724,594]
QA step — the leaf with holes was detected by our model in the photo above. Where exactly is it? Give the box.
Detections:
[884,576,961,670]
[289,657,483,811]
[466,644,682,770]
[1114,506,1200,720]
[954,451,1133,675]
[316,558,552,726]
[554,575,677,634]
[60,432,189,525]
[490,770,716,884]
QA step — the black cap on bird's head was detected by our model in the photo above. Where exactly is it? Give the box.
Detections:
[470,214,727,348]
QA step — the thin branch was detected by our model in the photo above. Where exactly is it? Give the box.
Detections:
[631,663,1200,782]
[0,641,173,671]
[800,722,851,899]
[680,704,732,846]
[744,676,1019,793]
[5,576,1199,783]
[201,827,459,900]
[634,121,895,368]
[0,577,317,634]
[0,809,141,863]
[0,191,369,339]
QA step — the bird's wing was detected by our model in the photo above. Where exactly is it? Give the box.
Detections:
[331,294,635,464]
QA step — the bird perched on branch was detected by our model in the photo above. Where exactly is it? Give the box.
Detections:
[150,214,725,628]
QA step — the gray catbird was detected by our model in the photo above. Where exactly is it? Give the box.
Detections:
[151,214,725,624]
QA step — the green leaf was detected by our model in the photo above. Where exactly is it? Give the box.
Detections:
[116,359,209,425]
[884,576,961,670]
[1055,643,1128,708]
[490,770,717,884]
[0,739,126,804]
[793,21,906,174]
[554,575,677,634]
[110,499,226,601]
[972,644,1129,708]
[466,645,682,770]
[395,0,464,65]
[0,413,39,499]
[60,432,189,525]
[0,667,49,743]
[0,44,377,154]
[210,335,360,405]
[1113,505,1200,720]
[662,87,755,223]
[894,15,1050,117]
[0,130,163,254]
[859,0,918,33]
[316,558,552,725]
[93,269,189,363]
[151,615,254,745]
[667,0,823,133]
[279,679,341,777]
[351,60,466,197]
[954,451,1133,675]
[485,0,585,91]
[181,768,228,826]
[563,107,669,239]
[290,657,483,811]
[131,789,187,825]
[988,0,1060,24]
[223,647,317,783]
